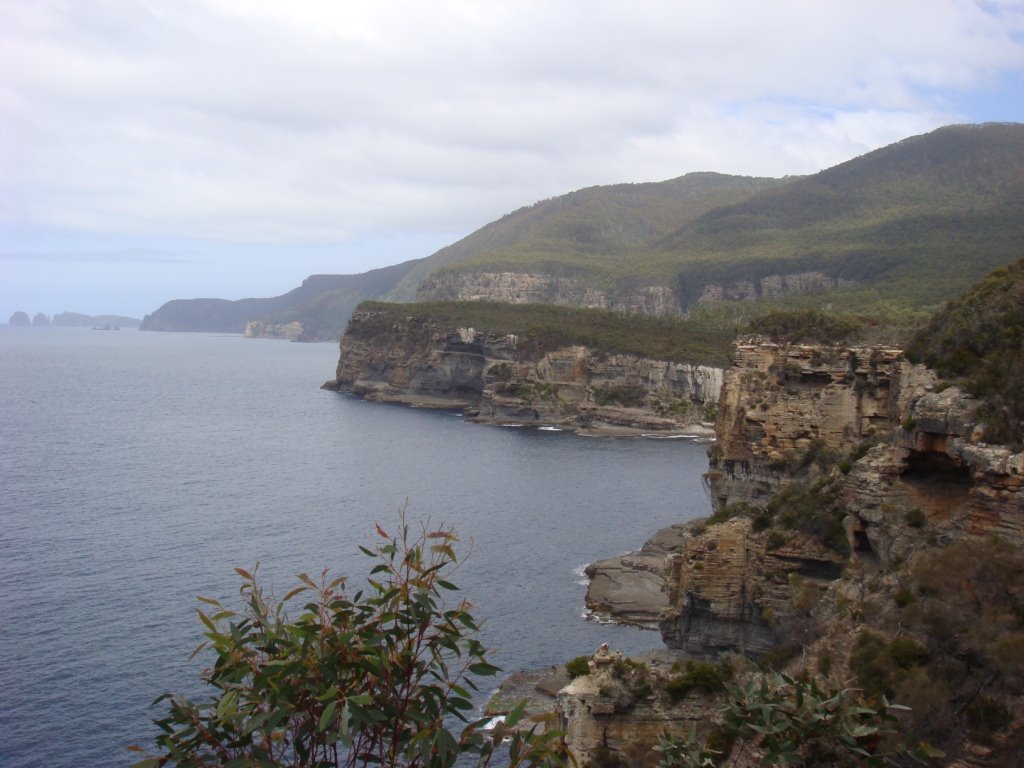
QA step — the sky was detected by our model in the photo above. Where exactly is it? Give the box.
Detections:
[2,0,1023,320]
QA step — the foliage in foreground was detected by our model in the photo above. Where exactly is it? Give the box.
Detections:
[130,520,565,768]
[657,673,931,768]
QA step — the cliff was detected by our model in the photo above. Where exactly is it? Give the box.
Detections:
[325,307,723,434]
[705,340,930,510]
[415,270,852,316]
[416,272,681,315]
[584,331,1024,765]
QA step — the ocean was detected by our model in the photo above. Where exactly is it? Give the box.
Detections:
[0,327,711,767]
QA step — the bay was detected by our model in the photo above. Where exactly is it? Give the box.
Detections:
[0,327,711,767]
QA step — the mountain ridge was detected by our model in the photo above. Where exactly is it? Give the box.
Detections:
[139,123,1024,337]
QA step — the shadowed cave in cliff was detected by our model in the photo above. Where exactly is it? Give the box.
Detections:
[902,448,972,483]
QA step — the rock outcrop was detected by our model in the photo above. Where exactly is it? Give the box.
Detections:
[706,340,930,510]
[572,331,1024,766]
[325,308,723,433]
[557,647,715,768]
[658,518,844,657]
[584,524,692,627]
[244,319,305,340]
[416,272,682,316]
[416,270,860,317]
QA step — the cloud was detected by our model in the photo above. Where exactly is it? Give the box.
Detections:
[1,0,1022,255]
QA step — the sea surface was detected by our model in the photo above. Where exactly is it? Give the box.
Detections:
[0,327,711,767]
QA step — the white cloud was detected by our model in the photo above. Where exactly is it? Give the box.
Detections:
[0,0,1022,312]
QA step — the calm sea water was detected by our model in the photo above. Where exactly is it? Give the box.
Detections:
[0,327,711,767]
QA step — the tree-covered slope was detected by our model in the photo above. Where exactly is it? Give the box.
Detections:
[906,256,1024,445]
[383,172,792,301]
[420,123,1024,318]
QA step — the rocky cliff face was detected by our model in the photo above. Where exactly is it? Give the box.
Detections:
[244,319,305,340]
[658,518,843,657]
[843,386,1024,568]
[573,335,1024,765]
[704,338,1023,564]
[416,270,859,316]
[706,340,930,510]
[416,272,680,315]
[695,271,856,305]
[662,339,1024,656]
[325,308,723,433]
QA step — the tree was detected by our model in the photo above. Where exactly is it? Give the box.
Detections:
[129,518,565,768]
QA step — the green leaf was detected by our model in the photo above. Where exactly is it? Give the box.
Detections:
[318,700,338,732]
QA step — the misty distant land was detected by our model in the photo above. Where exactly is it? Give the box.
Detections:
[7,311,142,328]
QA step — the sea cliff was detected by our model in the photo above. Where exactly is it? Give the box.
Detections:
[573,331,1024,766]
[323,307,724,435]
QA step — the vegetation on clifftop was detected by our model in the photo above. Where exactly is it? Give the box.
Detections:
[352,300,734,367]
[906,256,1024,445]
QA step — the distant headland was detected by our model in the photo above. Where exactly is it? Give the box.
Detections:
[7,311,142,328]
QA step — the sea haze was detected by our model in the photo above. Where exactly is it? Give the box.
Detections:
[0,327,711,767]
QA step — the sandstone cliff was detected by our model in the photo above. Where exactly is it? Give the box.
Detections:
[416,272,681,315]
[626,336,1024,765]
[415,269,859,316]
[324,308,723,434]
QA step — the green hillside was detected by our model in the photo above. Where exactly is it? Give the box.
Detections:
[140,124,1024,337]
[384,172,791,300]
[419,124,1024,320]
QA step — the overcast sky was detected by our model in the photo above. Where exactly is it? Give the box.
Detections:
[2,0,1023,319]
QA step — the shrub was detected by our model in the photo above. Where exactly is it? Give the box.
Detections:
[129,518,564,768]
[767,479,849,554]
[905,257,1024,447]
[894,588,915,608]
[665,661,732,702]
[592,384,648,408]
[848,631,895,700]
[965,697,1012,740]
[745,310,860,345]
[659,673,919,768]
[889,637,929,669]
[756,643,801,672]
[565,656,591,679]
[904,507,926,528]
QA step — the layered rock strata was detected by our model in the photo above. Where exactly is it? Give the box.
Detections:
[661,339,1023,655]
[706,341,930,510]
[557,648,715,768]
[658,518,844,656]
[573,336,1024,765]
[416,270,858,316]
[324,309,723,433]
